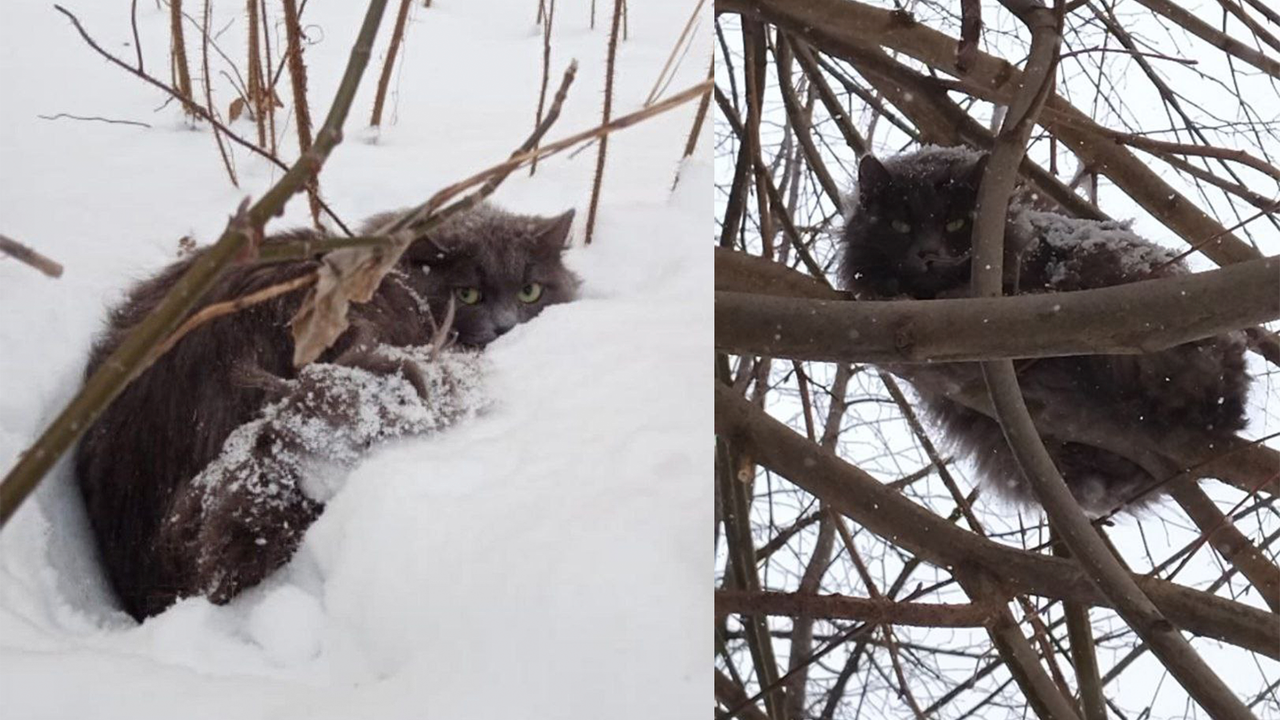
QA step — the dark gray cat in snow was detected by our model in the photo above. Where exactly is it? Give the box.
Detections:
[75,202,578,620]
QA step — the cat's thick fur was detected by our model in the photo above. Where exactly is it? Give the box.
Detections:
[839,146,1249,514]
[75,202,578,620]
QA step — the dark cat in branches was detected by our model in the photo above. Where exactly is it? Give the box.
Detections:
[840,146,1248,514]
[76,203,578,620]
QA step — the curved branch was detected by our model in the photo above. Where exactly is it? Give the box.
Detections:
[968,1,1253,715]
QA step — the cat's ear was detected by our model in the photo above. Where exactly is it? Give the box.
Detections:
[857,155,891,208]
[963,153,990,188]
[402,234,454,266]
[535,209,576,253]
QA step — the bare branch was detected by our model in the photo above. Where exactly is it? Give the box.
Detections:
[0,234,64,278]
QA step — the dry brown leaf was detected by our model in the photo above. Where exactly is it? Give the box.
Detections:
[229,96,246,123]
[288,230,410,367]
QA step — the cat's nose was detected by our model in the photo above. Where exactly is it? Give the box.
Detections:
[492,307,519,337]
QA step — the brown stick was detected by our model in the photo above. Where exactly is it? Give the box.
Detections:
[260,0,278,155]
[1168,479,1280,613]
[530,0,554,175]
[644,0,707,106]
[148,271,319,365]
[281,0,324,229]
[246,0,267,147]
[201,0,238,186]
[584,0,624,245]
[130,0,143,71]
[370,0,413,127]
[0,234,64,278]
[168,0,196,114]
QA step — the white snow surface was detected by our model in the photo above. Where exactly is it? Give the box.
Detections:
[0,1,711,718]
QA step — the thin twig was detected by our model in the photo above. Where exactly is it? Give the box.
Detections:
[148,270,319,365]
[370,0,413,127]
[37,113,151,128]
[201,0,238,186]
[585,0,623,245]
[52,5,351,234]
[0,234,64,278]
[130,0,143,71]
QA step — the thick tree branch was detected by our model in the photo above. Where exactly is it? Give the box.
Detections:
[717,589,999,628]
[714,256,1280,363]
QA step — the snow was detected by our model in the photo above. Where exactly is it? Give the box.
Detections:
[0,1,710,718]
[191,349,487,508]
[1016,208,1181,282]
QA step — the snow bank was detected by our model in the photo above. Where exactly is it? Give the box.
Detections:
[0,0,711,717]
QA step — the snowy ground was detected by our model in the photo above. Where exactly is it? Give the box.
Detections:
[0,1,711,717]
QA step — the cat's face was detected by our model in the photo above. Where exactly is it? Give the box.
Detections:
[400,206,579,347]
[841,153,988,299]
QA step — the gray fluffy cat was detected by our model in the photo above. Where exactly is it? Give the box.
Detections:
[840,146,1249,514]
[75,202,578,620]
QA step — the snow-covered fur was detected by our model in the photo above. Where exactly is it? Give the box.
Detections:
[839,146,1249,515]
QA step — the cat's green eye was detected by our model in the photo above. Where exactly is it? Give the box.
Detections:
[518,282,544,303]
[946,218,967,232]
[890,220,912,234]
[455,287,482,305]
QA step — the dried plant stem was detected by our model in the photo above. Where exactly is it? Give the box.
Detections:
[378,62,579,236]
[585,0,623,245]
[256,234,398,261]
[130,0,143,71]
[370,0,413,127]
[405,78,711,229]
[0,0,392,527]
[0,234,64,278]
[260,0,278,155]
[644,0,706,106]
[202,0,238,186]
[672,58,712,189]
[530,0,555,176]
[168,0,196,113]
[246,0,267,147]
[150,271,319,365]
[281,0,324,229]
